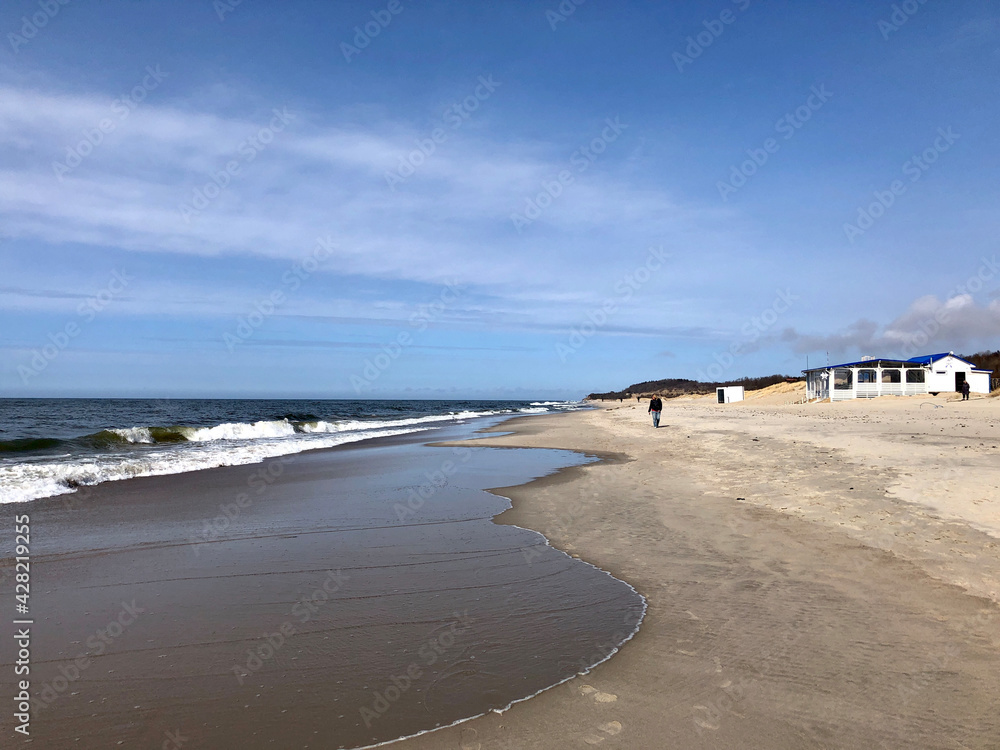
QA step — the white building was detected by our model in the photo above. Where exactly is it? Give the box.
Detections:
[716,385,745,404]
[804,352,992,402]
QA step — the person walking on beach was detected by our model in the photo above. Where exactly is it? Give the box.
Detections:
[648,395,663,428]
[961,380,971,400]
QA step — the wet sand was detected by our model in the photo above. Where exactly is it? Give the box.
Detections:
[399,400,1000,749]
[0,420,644,749]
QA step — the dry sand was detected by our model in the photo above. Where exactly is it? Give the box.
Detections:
[400,391,1000,749]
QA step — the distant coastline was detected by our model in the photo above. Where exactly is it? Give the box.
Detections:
[590,348,1000,400]
[587,373,799,401]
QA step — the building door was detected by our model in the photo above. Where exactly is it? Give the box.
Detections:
[717,388,725,404]
[955,372,966,392]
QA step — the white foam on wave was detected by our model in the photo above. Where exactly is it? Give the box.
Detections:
[0,426,423,504]
[297,411,493,435]
[110,427,154,444]
[110,411,512,445]
[530,400,587,410]
[0,404,582,505]
[179,419,298,442]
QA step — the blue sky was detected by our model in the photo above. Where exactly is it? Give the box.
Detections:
[1,0,998,399]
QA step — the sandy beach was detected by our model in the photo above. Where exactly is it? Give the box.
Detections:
[399,392,1000,749]
[4,395,1000,748]
[8,2,998,748]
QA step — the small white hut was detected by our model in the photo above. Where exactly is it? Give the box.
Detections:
[804,352,991,402]
[716,386,745,404]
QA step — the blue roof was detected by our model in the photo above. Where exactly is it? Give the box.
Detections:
[906,353,990,370]
[803,357,911,372]
[905,352,954,364]
[803,352,992,373]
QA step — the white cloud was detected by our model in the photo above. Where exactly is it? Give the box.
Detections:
[785,293,1000,358]
[0,84,726,297]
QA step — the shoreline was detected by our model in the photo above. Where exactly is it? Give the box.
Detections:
[0,413,646,749]
[5,401,1000,747]
[0,404,574,506]
[397,400,1000,749]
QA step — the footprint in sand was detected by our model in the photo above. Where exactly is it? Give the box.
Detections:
[577,686,623,745]
[579,684,618,703]
[582,720,623,745]
[459,727,481,750]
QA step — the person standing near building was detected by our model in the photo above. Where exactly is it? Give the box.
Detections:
[961,380,971,400]
[648,395,663,427]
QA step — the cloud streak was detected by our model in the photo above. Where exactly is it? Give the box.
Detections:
[0,85,710,292]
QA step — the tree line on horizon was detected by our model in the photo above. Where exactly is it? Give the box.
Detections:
[965,350,1000,379]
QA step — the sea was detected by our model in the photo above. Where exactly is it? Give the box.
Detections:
[0,398,586,504]
[0,398,649,747]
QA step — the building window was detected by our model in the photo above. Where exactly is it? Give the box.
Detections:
[882,369,901,383]
[906,369,925,383]
[834,369,853,390]
[858,369,877,383]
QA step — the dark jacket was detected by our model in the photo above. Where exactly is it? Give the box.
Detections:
[648,397,663,412]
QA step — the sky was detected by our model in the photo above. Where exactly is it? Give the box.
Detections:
[1,0,998,399]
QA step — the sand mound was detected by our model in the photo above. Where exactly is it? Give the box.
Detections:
[626,380,809,406]
[742,380,806,403]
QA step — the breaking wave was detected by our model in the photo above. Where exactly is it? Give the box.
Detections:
[0,404,584,504]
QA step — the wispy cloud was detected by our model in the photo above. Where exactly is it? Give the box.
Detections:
[783,294,1000,358]
[0,82,742,336]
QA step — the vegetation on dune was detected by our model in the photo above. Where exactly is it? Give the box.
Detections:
[963,350,1000,376]
[963,350,1000,393]
[587,373,801,400]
